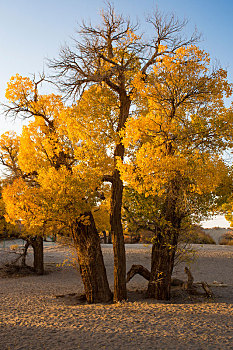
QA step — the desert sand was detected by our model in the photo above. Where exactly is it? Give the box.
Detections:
[0,242,233,350]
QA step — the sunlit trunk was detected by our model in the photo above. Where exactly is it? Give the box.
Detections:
[110,93,130,302]
[72,211,112,303]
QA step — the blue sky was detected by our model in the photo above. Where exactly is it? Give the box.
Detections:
[0,0,232,227]
[1,0,233,131]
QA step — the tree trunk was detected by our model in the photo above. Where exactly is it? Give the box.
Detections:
[21,240,30,267]
[109,93,131,302]
[110,165,127,301]
[147,230,178,300]
[31,236,44,275]
[147,176,182,300]
[126,264,151,282]
[103,230,107,244]
[72,211,112,303]
[107,231,112,244]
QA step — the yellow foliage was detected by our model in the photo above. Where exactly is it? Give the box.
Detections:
[93,191,111,232]
[2,77,116,234]
[5,74,34,103]
[118,46,233,212]
[2,164,102,231]
[0,131,20,169]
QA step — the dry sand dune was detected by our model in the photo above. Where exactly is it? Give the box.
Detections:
[0,243,233,350]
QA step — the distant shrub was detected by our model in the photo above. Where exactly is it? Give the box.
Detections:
[124,233,141,244]
[186,232,216,244]
[219,232,233,245]
[181,225,216,244]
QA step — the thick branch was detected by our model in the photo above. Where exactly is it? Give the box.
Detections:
[126,264,183,286]
[126,264,151,282]
[102,175,114,183]
[201,282,214,298]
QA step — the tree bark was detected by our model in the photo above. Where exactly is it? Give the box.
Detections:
[72,211,112,303]
[21,240,30,267]
[147,176,182,300]
[31,236,44,275]
[126,264,151,282]
[126,264,183,286]
[147,230,178,300]
[107,231,112,244]
[109,92,131,301]
[103,230,107,244]
[110,165,127,301]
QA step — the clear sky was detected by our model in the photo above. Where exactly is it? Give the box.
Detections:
[0,0,232,227]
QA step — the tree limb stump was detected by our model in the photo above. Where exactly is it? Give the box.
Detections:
[184,266,214,298]
[184,266,194,289]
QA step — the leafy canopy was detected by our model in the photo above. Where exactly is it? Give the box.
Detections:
[2,75,114,234]
[118,46,233,220]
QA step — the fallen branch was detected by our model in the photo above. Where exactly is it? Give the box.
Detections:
[201,282,214,298]
[183,267,214,298]
[126,264,183,286]
[126,264,214,298]
[126,264,150,282]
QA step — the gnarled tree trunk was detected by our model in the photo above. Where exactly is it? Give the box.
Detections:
[72,211,112,303]
[147,229,178,300]
[31,236,44,275]
[110,93,131,302]
[147,178,182,300]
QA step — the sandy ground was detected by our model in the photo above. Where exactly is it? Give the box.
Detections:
[0,242,233,350]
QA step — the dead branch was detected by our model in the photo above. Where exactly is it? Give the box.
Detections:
[126,264,151,282]
[183,267,214,298]
[184,266,194,289]
[126,264,214,298]
[6,240,30,268]
[201,282,214,298]
[126,264,183,286]
[48,3,199,99]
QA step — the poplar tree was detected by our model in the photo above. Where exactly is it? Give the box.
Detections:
[49,3,198,301]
